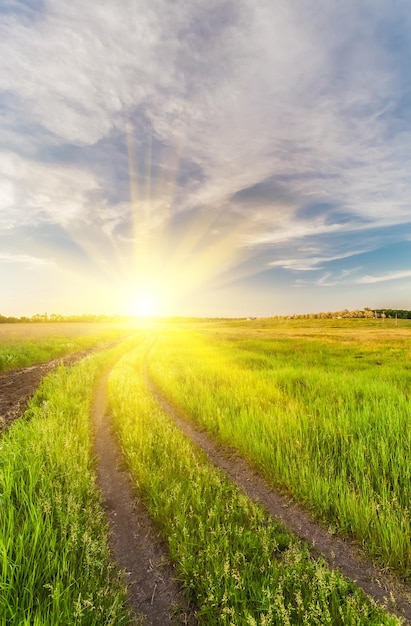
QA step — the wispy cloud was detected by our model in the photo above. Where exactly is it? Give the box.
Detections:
[0,253,54,267]
[315,268,360,287]
[269,250,369,272]
[356,270,411,284]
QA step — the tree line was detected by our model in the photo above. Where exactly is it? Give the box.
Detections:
[271,308,411,320]
[1,308,411,323]
[0,313,127,323]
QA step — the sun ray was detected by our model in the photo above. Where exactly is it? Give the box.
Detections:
[109,109,284,317]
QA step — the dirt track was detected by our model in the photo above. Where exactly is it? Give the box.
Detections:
[92,374,196,625]
[0,354,196,625]
[1,354,410,625]
[144,374,411,625]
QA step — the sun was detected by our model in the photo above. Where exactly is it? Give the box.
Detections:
[122,276,171,318]
[130,292,159,317]
[132,294,156,317]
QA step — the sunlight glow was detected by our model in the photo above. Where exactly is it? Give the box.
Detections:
[129,291,159,317]
[115,109,270,319]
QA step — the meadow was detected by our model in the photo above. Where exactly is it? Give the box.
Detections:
[0,322,132,372]
[108,340,402,624]
[0,317,409,624]
[147,318,411,579]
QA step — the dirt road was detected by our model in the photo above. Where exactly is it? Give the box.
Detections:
[92,375,196,625]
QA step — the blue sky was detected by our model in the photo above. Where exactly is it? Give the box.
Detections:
[1,0,411,317]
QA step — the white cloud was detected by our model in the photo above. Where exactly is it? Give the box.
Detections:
[0,150,101,228]
[357,270,411,284]
[248,219,344,246]
[314,267,361,287]
[0,1,164,145]
[1,0,411,296]
[269,249,369,271]
[316,272,336,287]
[0,252,54,267]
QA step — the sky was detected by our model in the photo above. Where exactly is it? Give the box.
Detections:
[1,0,411,318]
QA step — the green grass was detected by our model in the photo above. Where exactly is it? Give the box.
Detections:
[108,341,401,625]
[147,324,411,578]
[1,317,408,623]
[0,349,133,625]
[0,322,131,373]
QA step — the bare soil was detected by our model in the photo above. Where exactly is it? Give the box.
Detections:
[0,350,94,432]
[92,374,197,625]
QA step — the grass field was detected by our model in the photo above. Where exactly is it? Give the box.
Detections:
[109,341,400,625]
[147,319,411,578]
[0,322,131,373]
[0,317,409,624]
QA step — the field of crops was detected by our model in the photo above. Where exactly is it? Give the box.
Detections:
[0,318,409,624]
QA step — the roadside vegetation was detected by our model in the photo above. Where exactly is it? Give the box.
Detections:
[0,322,131,373]
[0,349,133,625]
[147,321,411,579]
[108,341,401,625]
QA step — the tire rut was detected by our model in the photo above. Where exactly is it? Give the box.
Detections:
[92,373,197,626]
[145,371,411,625]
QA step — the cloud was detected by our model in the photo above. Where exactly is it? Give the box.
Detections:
[356,269,411,284]
[0,150,102,229]
[269,249,370,272]
[1,5,407,185]
[2,0,411,310]
[248,218,345,246]
[315,268,361,287]
[0,252,54,267]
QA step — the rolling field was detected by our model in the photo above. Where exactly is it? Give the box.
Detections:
[0,317,409,624]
